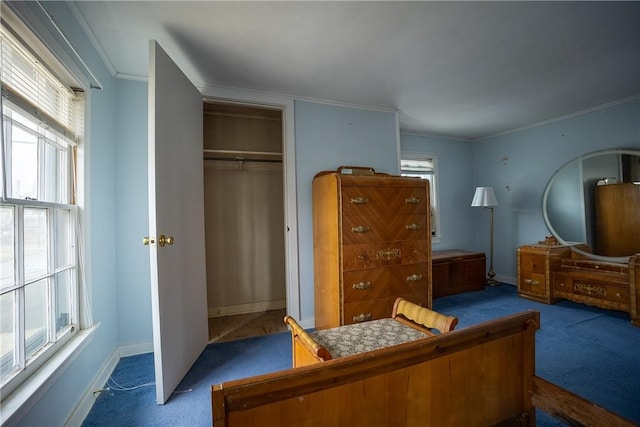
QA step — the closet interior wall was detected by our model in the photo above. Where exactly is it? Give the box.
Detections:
[203,102,286,317]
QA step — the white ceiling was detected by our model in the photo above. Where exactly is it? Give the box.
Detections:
[71,1,640,141]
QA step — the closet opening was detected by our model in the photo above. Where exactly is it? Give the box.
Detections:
[203,101,288,342]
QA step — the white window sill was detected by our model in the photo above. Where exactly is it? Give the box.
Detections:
[1,324,100,426]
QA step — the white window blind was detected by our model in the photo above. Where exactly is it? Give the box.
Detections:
[1,25,81,142]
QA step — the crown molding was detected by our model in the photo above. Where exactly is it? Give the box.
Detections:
[475,94,640,142]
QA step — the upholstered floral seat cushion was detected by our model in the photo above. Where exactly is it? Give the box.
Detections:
[309,318,429,358]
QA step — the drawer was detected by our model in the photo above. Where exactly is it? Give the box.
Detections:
[341,186,427,216]
[344,296,398,324]
[519,272,547,296]
[519,254,547,275]
[387,263,429,296]
[343,268,391,302]
[343,241,429,271]
[554,272,629,309]
[560,259,628,274]
[343,264,429,303]
[401,240,429,264]
[342,214,428,244]
[343,243,402,270]
[343,291,429,325]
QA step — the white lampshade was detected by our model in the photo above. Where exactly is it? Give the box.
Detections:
[471,186,498,207]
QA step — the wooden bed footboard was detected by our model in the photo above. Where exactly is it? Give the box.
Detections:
[212,310,634,426]
[213,311,540,426]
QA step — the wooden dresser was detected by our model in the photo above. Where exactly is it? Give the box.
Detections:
[517,242,640,326]
[432,250,486,298]
[313,170,431,329]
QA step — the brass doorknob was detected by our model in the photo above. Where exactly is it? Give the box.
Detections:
[158,234,174,247]
[143,237,155,246]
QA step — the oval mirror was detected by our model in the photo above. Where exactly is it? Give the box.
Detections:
[542,148,640,263]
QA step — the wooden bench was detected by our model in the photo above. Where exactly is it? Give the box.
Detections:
[211,310,635,426]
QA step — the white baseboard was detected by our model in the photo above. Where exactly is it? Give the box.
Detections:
[119,341,154,357]
[208,299,286,317]
[65,340,153,427]
[297,317,315,330]
[495,275,516,286]
[65,346,119,427]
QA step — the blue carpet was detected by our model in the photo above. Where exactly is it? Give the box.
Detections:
[82,285,640,426]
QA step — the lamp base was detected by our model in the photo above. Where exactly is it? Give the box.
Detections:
[486,267,498,286]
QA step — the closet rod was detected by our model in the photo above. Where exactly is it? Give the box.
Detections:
[203,149,282,163]
[203,149,280,155]
[204,156,282,163]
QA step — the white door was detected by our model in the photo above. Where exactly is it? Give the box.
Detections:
[147,40,208,404]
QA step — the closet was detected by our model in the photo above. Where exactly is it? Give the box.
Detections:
[203,102,286,318]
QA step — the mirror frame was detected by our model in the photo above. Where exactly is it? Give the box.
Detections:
[542,148,640,264]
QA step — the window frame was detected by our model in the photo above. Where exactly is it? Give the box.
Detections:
[400,151,441,243]
[0,13,85,403]
[1,106,80,398]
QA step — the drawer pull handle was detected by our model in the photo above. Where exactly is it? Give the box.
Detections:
[350,197,369,204]
[575,283,606,297]
[351,225,370,233]
[405,223,421,230]
[616,292,622,298]
[524,279,540,285]
[407,274,423,282]
[377,248,401,260]
[352,281,372,290]
[353,313,372,323]
[405,197,421,204]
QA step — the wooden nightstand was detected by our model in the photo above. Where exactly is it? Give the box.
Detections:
[517,244,573,304]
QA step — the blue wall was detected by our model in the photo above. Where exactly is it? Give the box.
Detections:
[114,80,152,345]
[471,98,640,283]
[400,134,476,252]
[294,101,399,323]
[400,99,640,284]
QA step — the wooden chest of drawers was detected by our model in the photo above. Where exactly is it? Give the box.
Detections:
[313,171,431,329]
[432,250,486,298]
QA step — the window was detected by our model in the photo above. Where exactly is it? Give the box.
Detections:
[1,21,83,399]
[401,153,440,240]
